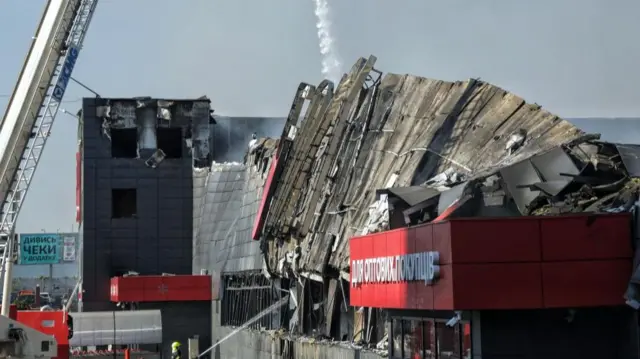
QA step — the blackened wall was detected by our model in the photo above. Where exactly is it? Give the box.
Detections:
[479,307,639,359]
[81,97,197,310]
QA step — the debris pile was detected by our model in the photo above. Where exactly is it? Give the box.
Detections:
[528,140,640,215]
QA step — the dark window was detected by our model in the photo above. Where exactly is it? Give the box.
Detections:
[157,127,183,158]
[436,322,462,359]
[390,318,468,359]
[112,188,137,218]
[403,320,423,359]
[425,320,436,359]
[67,314,74,339]
[111,128,138,158]
[392,318,403,357]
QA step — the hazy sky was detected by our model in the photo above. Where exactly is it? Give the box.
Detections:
[1,0,640,234]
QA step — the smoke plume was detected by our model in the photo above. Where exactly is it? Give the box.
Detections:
[312,0,342,83]
[211,116,286,163]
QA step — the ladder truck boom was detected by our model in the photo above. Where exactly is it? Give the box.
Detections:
[0,0,98,316]
[0,0,78,207]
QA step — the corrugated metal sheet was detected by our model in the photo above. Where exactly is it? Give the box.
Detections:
[193,139,279,274]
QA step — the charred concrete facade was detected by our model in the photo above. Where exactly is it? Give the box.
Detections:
[79,97,213,355]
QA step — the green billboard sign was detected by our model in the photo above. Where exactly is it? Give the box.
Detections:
[19,233,61,265]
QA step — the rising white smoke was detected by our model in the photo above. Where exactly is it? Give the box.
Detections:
[312,0,342,83]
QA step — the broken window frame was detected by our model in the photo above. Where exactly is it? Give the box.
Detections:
[156,127,183,159]
[220,274,290,330]
[110,128,138,158]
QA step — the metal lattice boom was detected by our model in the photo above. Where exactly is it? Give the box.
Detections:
[0,0,99,284]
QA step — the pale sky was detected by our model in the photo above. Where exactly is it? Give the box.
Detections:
[1,0,640,235]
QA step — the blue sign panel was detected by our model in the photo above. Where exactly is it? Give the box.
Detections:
[19,233,61,265]
[52,45,80,101]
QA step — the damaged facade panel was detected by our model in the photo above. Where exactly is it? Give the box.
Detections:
[257,56,588,278]
[96,97,213,167]
[192,138,280,275]
[616,144,640,178]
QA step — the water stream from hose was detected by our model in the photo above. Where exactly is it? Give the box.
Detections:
[198,295,290,358]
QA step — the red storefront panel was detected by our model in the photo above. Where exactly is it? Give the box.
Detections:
[541,260,631,307]
[539,215,632,261]
[350,214,632,310]
[110,275,212,302]
[252,153,279,240]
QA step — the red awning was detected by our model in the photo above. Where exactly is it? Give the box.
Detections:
[110,275,211,303]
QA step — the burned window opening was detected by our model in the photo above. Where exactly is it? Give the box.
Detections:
[111,128,138,158]
[157,127,183,158]
[221,274,290,330]
[112,188,137,218]
[302,279,325,336]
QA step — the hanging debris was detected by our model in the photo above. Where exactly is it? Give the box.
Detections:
[93,98,213,168]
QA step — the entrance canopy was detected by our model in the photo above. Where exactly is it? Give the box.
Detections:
[69,310,162,346]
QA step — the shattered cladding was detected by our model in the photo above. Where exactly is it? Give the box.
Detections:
[250,55,640,280]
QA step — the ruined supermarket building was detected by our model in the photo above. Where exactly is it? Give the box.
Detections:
[79,56,640,359]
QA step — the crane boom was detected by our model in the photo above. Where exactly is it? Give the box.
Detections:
[0,0,98,315]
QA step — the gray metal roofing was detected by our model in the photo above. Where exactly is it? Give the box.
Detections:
[193,139,278,274]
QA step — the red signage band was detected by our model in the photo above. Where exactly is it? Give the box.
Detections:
[351,251,441,287]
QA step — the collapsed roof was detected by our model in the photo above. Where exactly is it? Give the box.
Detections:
[251,55,640,280]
